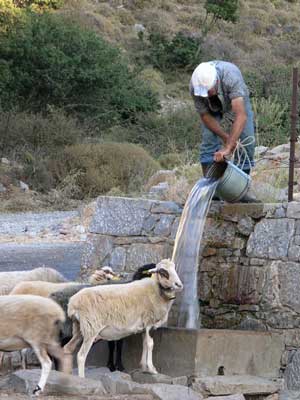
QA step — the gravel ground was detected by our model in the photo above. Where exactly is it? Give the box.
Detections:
[0,211,79,236]
[0,209,88,280]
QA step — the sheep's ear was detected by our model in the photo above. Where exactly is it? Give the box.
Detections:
[158,268,169,279]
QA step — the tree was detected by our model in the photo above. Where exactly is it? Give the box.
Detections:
[0,12,159,128]
[196,0,239,57]
[204,0,239,25]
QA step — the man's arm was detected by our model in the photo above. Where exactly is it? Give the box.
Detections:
[214,97,247,162]
[201,113,229,143]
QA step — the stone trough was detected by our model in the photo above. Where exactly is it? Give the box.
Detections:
[87,327,284,379]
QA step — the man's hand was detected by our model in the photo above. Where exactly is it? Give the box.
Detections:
[214,147,232,162]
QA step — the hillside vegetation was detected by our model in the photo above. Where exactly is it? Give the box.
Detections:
[0,0,299,210]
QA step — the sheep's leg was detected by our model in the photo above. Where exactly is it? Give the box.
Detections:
[47,343,66,373]
[107,341,116,371]
[140,332,148,371]
[31,345,52,396]
[63,320,83,374]
[77,335,97,378]
[20,349,27,369]
[115,339,125,371]
[141,328,157,374]
[0,351,4,371]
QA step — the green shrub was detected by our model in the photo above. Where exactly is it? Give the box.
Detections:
[204,0,239,23]
[104,106,201,157]
[50,142,160,198]
[252,96,289,147]
[243,70,265,98]
[13,0,63,9]
[147,31,199,71]
[0,12,159,127]
[158,153,183,169]
[0,0,23,33]
[0,109,83,155]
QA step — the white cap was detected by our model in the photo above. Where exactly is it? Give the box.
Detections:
[191,62,217,97]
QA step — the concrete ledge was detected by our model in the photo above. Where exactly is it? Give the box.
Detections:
[119,328,284,378]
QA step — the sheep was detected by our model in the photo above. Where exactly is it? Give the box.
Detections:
[8,267,117,370]
[9,266,117,297]
[0,295,66,395]
[50,263,156,373]
[0,267,67,296]
[65,259,183,378]
[106,263,156,372]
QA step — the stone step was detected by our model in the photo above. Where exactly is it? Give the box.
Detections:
[0,369,202,400]
[191,375,281,396]
[87,328,284,379]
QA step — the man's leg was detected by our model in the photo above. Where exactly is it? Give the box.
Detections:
[199,112,223,179]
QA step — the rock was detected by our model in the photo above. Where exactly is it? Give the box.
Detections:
[90,197,153,236]
[110,247,126,270]
[77,367,132,382]
[131,371,187,386]
[134,23,146,33]
[203,218,236,248]
[126,243,168,269]
[153,215,175,237]
[246,218,294,259]
[265,394,280,400]
[287,202,300,219]
[151,201,182,215]
[143,215,160,233]
[237,216,254,236]
[0,183,7,193]
[251,181,287,203]
[285,350,300,390]
[279,389,300,400]
[148,182,169,199]
[2,369,107,396]
[81,235,113,270]
[206,395,245,400]
[144,383,203,400]
[19,180,29,191]
[191,375,280,396]
[294,193,300,202]
[76,225,85,234]
[267,144,290,155]
[145,170,176,192]
[1,157,10,165]
[255,146,269,157]
[263,261,300,312]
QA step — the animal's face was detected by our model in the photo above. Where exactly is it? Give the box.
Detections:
[101,266,119,281]
[89,266,119,285]
[156,259,183,292]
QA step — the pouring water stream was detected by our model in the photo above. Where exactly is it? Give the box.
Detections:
[171,177,219,329]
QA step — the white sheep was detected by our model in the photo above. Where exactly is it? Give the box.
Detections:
[0,295,66,395]
[65,259,183,378]
[8,267,118,370]
[10,266,118,297]
[0,267,67,295]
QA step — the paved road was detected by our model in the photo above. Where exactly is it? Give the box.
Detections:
[0,242,84,280]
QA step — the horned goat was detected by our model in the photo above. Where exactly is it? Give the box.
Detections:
[0,295,66,395]
[0,267,67,295]
[66,259,183,378]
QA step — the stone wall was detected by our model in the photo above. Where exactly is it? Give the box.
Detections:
[82,196,300,376]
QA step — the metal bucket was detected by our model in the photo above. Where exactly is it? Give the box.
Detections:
[207,161,251,203]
